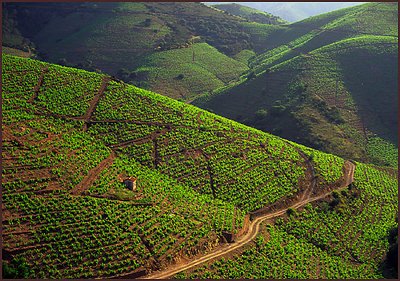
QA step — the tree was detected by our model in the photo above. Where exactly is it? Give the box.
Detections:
[175,74,185,80]
[247,71,256,80]
[144,18,151,27]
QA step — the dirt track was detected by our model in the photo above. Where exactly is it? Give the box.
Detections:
[28,66,49,103]
[70,151,115,195]
[82,77,110,131]
[142,161,356,279]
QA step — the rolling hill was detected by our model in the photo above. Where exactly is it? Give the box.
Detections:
[2,54,398,279]
[3,2,280,100]
[193,2,398,167]
[211,3,287,24]
[121,42,248,100]
[207,2,365,22]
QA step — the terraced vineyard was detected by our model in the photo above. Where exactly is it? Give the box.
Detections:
[175,163,398,279]
[2,55,248,278]
[3,1,257,101]
[2,54,397,279]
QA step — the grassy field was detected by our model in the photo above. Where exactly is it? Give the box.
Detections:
[3,2,266,101]
[32,3,171,72]
[250,2,398,74]
[3,3,251,72]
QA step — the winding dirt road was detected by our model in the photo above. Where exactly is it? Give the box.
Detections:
[143,161,355,279]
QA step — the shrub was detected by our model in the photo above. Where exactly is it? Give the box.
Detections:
[270,105,286,117]
[144,18,151,27]
[2,257,33,278]
[176,74,185,80]
[255,109,268,119]
[287,207,297,216]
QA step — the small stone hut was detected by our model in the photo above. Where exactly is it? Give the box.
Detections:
[120,176,137,191]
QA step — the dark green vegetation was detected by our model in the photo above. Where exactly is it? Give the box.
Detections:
[211,3,287,25]
[2,257,33,279]
[175,163,398,279]
[194,2,398,167]
[2,55,364,278]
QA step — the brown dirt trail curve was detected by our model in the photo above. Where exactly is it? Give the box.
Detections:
[140,161,356,279]
[249,143,316,219]
[70,150,116,195]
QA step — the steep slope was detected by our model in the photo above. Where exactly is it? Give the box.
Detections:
[193,2,398,167]
[211,3,287,24]
[2,54,365,278]
[176,162,398,278]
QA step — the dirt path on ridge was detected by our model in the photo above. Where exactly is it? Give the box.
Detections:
[140,161,356,279]
[82,77,110,131]
[70,151,116,195]
[28,66,48,103]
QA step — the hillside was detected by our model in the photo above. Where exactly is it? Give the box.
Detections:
[4,54,396,279]
[121,42,248,100]
[211,3,287,25]
[193,2,398,167]
[176,162,398,279]
[5,2,327,101]
[2,2,259,100]
[249,2,398,72]
[2,46,32,58]
[208,2,365,22]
